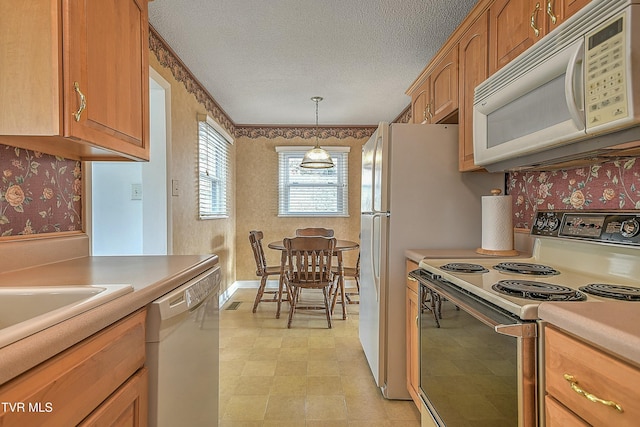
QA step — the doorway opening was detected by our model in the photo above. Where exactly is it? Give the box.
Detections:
[88,69,172,255]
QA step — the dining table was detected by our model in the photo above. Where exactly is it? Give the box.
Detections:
[267,239,359,320]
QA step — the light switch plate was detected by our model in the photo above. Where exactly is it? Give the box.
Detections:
[172,179,179,196]
[131,183,142,200]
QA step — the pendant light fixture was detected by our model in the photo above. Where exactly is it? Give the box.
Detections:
[300,96,334,169]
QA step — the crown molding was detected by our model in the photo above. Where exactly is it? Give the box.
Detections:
[394,105,412,124]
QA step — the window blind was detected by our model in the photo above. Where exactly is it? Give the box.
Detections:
[276,146,350,217]
[198,116,232,219]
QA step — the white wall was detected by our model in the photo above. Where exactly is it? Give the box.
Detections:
[91,163,144,255]
[143,79,169,254]
[90,75,169,255]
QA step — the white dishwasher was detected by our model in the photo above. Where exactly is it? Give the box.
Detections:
[146,265,221,427]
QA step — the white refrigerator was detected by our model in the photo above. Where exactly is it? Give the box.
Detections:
[359,122,505,399]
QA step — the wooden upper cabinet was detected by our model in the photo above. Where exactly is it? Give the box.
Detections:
[430,46,459,124]
[458,12,489,171]
[66,0,149,160]
[411,78,431,124]
[405,0,593,168]
[545,0,592,32]
[409,47,458,124]
[489,0,590,74]
[489,0,547,74]
[0,0,149,161]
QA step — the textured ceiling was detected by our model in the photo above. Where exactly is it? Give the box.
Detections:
[148,0,477,126]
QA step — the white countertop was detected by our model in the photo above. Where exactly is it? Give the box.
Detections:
[539,302,640,367]
[405,230,534,264]
[405,248,527,264]
[0,254,218,385]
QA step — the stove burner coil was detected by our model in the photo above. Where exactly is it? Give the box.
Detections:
[494,262,560,276]
[440,263,489,273]
[579,283,640,301]
[492,280,586,301]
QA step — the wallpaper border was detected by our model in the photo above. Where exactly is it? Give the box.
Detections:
[149,26,379,140]
[149,26,237,136]
[234,126,376,139]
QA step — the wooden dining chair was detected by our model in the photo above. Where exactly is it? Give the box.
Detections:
[283,236,336,328]
[331,250,360,313]
[295,227,334,237]
[249,230,286,313]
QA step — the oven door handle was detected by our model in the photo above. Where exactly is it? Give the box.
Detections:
[495,323,537,338]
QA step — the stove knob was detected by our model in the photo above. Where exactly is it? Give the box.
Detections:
[547,216,560,231]
[535,217,548,230]
[620,218,640,238]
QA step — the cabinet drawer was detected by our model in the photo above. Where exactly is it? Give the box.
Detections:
[545,326,640,427]
[545,395,589,427]
[406,259,419,294]
[79,368,148,427]
[0,310,146,427]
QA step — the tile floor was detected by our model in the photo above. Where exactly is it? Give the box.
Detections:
[219,288,421,426]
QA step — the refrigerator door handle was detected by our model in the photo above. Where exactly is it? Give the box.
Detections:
[369,211,389,302]
[371,134,383,211]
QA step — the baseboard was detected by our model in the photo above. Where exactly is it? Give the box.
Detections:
[219,279,358,308]
[219,280,280,307]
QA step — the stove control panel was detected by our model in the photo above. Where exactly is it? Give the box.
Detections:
[531,211,640,246]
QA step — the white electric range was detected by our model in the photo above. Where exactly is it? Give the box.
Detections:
[410,210,640,427]
[419,210,640,319]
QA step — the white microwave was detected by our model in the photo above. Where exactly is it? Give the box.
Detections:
[473,0,640,172]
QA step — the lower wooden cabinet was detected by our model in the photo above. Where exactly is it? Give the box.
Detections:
[545,325,640,427]
[0,310,147,426]
[406,259,421,409]
[80,368,148,427]
[545,394,589,427]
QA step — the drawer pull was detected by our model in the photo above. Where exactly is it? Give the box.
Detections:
[563,374,623,413]
[73,82,86,122]
[546,0,557,24]
[530,2,541,37]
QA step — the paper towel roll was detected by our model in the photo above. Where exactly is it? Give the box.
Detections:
[476,189,518,256]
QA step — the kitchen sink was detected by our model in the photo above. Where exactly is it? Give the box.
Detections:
[0,284,133,349]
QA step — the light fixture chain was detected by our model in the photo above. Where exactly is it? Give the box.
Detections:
[300,96,333,169]
[315,98,319,145]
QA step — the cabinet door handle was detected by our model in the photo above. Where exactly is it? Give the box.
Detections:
[425,103,433,120]
[530,2,541,37]
[73,82,86,122]
[546,0,557,24]
[563,374,623,413]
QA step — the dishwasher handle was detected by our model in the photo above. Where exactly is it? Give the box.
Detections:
[152,267,220,321]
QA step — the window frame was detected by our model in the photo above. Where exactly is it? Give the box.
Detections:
[197,114,233,219]
[276,146,350,217]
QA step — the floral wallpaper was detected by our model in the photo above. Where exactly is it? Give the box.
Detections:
[508,157,640,229]
[0,145,81,236]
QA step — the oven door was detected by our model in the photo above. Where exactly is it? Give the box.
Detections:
[413,271,537,427]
